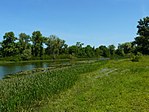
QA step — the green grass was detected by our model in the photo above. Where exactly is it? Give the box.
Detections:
[40,57,149,112]
[0,61,106,112]
[1,57,149,112]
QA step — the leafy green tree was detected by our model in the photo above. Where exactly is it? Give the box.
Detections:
[68,42,85,57]
[45,35,65,58]
[115,44,125,56]
[84,45,95,58]
[1,32,18,57]
[120,42,133,54]
[95,48,102,57]
[99,45,110,57]
[31,31,44,57]
[76,42,84,48]
[108,45,115,56]
[18,33,31,54]
[79,47,87,57]
[68,45,78,56]
[21,49,32,60]
[60,44,69,54]
[137,17,149,36]
[76,42,84,57]
[134,16,149,54]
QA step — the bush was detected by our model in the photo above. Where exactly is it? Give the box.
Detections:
[131,52,142,62]
[21,49,32,60]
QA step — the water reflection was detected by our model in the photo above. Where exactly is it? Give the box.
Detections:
[0,61,68,79]
[0,59,100,79]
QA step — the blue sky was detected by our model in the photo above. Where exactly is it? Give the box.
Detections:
[0,0,148,47]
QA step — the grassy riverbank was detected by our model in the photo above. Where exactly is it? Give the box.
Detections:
[0,57,149,111]
[0,61,106,112]
[2,59,98,79]
[40,56,149,111]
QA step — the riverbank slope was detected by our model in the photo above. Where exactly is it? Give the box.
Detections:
[0,57,149,111]
[40,56,149,111]
[0,60,106,112]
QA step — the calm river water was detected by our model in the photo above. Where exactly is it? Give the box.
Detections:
[0,58,106,79]
[0,60,70,79]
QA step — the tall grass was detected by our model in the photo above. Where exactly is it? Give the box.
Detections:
[40,56,149,111]
[0,61,106,112]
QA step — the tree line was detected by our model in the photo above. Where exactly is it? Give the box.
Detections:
[0,16,148,61]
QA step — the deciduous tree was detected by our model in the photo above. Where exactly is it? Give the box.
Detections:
[134,16,149,54]
[1,32,18,57]
[31,31,44,57]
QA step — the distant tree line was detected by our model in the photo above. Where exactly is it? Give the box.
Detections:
[0,16,148,61]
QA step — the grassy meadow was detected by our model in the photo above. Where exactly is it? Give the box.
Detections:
[0,57,149,111]
[40,56,149,112]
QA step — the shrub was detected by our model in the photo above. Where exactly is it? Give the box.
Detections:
[131,52,142,62]
[21,49,32,60]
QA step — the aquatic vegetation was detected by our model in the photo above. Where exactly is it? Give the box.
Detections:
[0,61,106,112]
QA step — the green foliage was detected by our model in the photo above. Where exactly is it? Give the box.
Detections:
[21,49,32,60]
[68,54,77,59]
[18,33,31,54]
[108,44,115,56]
[1,32,18,57]
[99,45,110,57]
[116,42,135,57]
[85,45,95,58]
[0,31,130,60]
[134,16,149,54]
[1,17,149,61]
[31,31,44,57]
[137,16,149,36]
[121,42,134,54]
[45,35,65,56]
[131,52,142,62]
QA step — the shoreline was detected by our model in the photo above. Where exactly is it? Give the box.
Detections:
[0,57,109,65]
[2,59,101,79]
